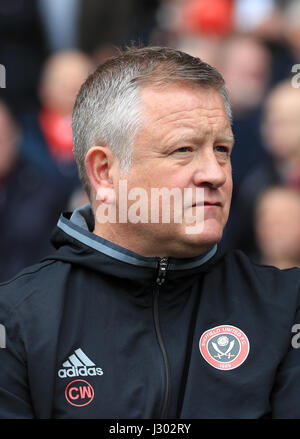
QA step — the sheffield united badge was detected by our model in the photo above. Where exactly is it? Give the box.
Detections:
[199,325,250,371]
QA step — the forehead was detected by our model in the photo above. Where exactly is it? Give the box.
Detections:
[266,87,300,117]
[139,83,231,136]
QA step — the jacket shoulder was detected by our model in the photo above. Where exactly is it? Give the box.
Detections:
[222,249,300,300]
[223,248,300,275]
[0,259,69,313]
[227,249,300,275]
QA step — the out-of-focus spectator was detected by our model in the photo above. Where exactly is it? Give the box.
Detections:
[255,186,300,269]
[77,0,159,55]
[234,0,297,87]
[226,79,300,260]
[234,0,277,35]
[175,35,223,70]
[282,0,300,61]
[20,50,93,191]
[178,0,234,37]
[0,0,49,116]
[158,0,234,38]
[261,80,300,187]
[0,101,71,282]
[38,50,92,162]
[37,0,80,52]
[221,35,271,115]
[220,35,271,189]
[0,102,20,181]
[156,0,294,85]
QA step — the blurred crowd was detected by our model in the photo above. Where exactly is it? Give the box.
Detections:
[1,0,300,282]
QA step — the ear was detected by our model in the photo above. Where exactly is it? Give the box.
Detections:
[85,146,116,203]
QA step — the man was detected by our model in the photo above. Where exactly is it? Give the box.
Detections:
[0,46,300,419]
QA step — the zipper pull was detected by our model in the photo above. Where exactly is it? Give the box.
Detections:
[156,257,169,286]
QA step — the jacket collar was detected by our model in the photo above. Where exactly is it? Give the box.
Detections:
[56,203,218,272]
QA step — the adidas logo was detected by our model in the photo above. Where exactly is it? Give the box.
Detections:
[58,348,104,379]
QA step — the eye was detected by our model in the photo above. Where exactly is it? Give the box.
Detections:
[174,146,193,153]
[215,145,230,155]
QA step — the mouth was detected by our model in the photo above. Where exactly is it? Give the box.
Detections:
[191,201,223,207]
[204,201,223,207]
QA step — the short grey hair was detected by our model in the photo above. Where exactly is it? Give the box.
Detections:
[72,46,232,198]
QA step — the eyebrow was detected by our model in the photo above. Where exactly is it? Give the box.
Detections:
[168,135,235,149]
[215,135,235,152]
[216,135,235,145]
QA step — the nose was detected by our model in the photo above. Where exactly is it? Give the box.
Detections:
[192,149,227,189]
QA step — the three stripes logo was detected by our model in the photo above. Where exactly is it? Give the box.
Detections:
[58,348,104,378]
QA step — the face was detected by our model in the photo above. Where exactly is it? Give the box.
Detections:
[112,83,234,258]
[40,53,91,115]
[0,105,18,178]
[222,40,269,111]
[262,86,300,161]
[256,190,300,262]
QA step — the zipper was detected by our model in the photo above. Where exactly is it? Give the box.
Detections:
[153,257,171,418]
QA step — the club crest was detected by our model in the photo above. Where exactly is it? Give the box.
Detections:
[199,325,250,371]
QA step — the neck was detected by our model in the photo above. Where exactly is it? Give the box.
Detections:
[93,221,214,259]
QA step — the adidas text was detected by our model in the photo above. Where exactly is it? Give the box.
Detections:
[58,365,103,378]
[58,348,104,379]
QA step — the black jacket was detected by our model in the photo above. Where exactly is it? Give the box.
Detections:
[0,204,300,419]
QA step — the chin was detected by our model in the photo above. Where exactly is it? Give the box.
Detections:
[173,231,222,259]
[184,220,224,243]
[152,221,225,258]
[192,232,222,248]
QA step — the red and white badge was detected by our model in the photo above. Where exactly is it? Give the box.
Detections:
[199,325,250,371]
[65,379,94,407]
